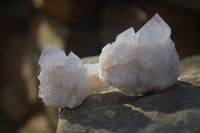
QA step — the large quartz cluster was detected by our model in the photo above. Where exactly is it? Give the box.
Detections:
[99,14,179,95]
[38,13,179,108]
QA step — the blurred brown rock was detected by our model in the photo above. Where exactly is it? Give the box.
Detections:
[29,15,69,51]
[100,3,147,46]
[44,106,58,129]
[19,114,54,133]
[179,55,200,86]
[31,0,76,22]
[0,35,31,123]
[32,0,97,23]
[81,56,99,64]
[1,86,29,123]
[179,55,200,76]
[158,0,200,13]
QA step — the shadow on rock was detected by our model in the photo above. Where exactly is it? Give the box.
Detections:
[131,81,200,113]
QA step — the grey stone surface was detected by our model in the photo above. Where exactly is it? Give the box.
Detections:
[57,55,200,133]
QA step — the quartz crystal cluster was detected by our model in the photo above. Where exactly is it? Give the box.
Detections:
[99,13,179,95]
[38,46,105,108]
[38,13,179,108]
[38,45,87,108]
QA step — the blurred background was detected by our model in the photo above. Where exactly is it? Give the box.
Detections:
[0,0,199,132]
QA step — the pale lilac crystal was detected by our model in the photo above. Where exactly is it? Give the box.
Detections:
[99,13,179,95]
[38,45,87,108]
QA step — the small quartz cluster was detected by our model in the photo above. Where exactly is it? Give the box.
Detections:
[38,13,179,108]
[38,46,105,108]
[38,46,87,108]
[99,14,179,95]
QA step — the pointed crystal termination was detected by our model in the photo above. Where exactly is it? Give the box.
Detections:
[38,45,87,108]
[99,13,179,95]
[137,13,171,45]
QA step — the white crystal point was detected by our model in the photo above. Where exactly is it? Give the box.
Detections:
[99,13,179,95]
[99,27,138,90]
[84,63,108,96]
[137,13,171,45]
[116,27,135,42]
[99,27,136,73]
[39,45,66,70]
[38,45,87,108]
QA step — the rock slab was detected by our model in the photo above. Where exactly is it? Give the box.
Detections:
[57,55,200,133]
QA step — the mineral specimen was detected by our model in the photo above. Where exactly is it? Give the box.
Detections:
[38,13,179,109]
[99,13,179,95]
[38,46,107,108]
[38,45,87,108]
